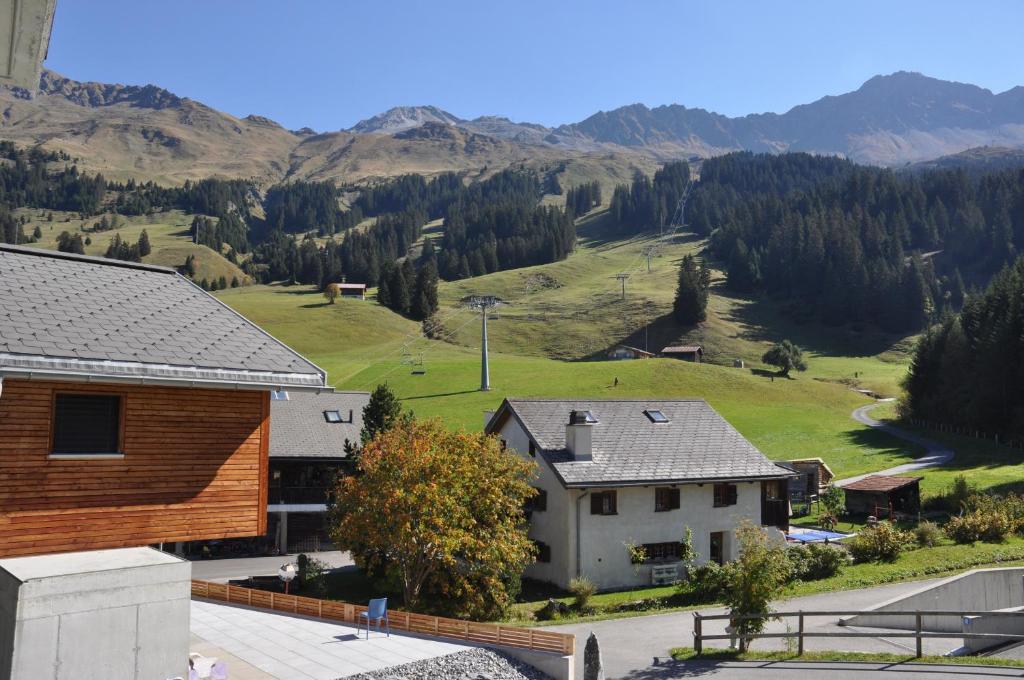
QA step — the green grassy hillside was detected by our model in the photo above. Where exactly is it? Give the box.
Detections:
[15,208,247,284]
[435,212,913,397]
[218,278,918,480]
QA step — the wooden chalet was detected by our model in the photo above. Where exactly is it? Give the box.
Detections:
[606,344,656,360]
[661,345,704,363]
[0,244,329,558]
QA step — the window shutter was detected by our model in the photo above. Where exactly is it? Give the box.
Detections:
[608,490,617,514]
[670,488,680,510]
[591,493,602,515]
[727,484,738,506]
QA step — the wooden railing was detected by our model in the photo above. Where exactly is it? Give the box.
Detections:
[191,579,575,657]
[693,609,1024,658]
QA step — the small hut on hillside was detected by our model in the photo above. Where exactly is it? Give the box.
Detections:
[607,345,656,361]
[843,475,921,518]
[661,345,703,363]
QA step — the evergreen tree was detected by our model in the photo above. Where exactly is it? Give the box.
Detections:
[411,260,440,321]
[673,254,711,325]
[388,262,411,314]
[360,383,405,445]
[137,229,152,257]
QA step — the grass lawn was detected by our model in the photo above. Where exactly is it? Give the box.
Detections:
[670,647,1024,668]
[16,207,247,284]
[506,535,1024,625]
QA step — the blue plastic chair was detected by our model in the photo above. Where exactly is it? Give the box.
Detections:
[360,597,389,639]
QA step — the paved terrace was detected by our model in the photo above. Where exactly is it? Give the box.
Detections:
[190,599,472,680]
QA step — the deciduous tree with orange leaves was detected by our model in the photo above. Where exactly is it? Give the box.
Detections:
[329,418,537,620]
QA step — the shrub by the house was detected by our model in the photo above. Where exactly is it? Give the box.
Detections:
[848,522,912,563]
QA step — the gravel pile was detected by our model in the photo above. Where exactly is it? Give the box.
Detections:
[339,647,552,680]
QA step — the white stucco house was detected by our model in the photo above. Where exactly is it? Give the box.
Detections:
[485,398,794,590]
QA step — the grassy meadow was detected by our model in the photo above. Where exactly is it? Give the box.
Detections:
[14,207,247,284]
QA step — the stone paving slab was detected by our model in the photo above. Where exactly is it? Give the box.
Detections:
[190,599,472,680]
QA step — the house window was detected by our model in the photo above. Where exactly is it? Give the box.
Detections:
[531,487,547,512]
[535,541,551,563]
[51,393,122,455]
[528,441,536,458]
[270,390,290,400]
[500,438,508,451]
[713,483,738,507]
[590,491,617,515]
[324,410,343,423]
[655,487,680,512]
[643,541,683,563]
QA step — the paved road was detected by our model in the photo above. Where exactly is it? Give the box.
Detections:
[837,400,956,487]
[546,578,952,679]
[190,551,353,583]
[609,659,1024,679]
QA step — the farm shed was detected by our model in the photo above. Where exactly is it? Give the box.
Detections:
[843,475,921,517]
[661,345,703,362]
[607,344,655,360]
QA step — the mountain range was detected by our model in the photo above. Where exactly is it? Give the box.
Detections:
[1,70,1022,186]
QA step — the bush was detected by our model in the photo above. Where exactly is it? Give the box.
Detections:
[787,543,847,580]
[848,522,912,563]
[945,509,1014,544]
[569,576,596,611]
[296,553,329,598]
[682,561,731,602]
[914,520,942,548]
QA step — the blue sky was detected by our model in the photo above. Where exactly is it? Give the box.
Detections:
[45,1,1024,132]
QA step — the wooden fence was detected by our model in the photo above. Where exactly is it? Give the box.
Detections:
[908,418,1024,450]
[693,609,1024,657]
[191,580,574,657]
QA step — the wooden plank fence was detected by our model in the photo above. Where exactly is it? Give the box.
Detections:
[191,579,574,657]
[693,609,1024,658]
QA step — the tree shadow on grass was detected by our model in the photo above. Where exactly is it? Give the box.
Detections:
[715,284,910,360]
[842,426,928,467]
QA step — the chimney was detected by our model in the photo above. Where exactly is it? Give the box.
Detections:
[565,410,593,461]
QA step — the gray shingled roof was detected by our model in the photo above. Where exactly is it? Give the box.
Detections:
[0,245,326,389]
[270,391,369,459]
[493,399,790,487]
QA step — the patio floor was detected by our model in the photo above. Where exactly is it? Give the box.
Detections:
[190,599,472,680]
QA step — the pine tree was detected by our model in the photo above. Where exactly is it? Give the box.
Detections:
[411,260,440,321]
[673,254,711,325]
[138,229,152,257]
[360,383,405,445]
[389,263,411,314]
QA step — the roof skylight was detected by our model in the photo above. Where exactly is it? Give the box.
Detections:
[644,409,669,423]
[324,410,343,423]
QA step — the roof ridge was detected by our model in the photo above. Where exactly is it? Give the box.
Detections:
[506,397,709,403]
[0,243,178,274]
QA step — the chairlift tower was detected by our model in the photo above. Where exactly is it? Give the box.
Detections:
[466,296,503,391]
[614,273,630,300]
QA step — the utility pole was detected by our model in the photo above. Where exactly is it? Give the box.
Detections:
[466,295,502,391]
[614,273,630,300]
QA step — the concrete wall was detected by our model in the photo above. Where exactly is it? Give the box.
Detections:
[0,547,191,680]
[497,417,762,590]
[495,645,574,680]
[842,567,1024,632]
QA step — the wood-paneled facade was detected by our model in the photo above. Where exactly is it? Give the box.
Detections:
[0,378,270,557]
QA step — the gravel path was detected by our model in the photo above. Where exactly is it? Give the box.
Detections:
[836,399,955,487]
[338,648,552,680]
